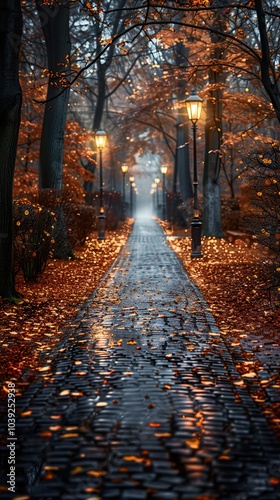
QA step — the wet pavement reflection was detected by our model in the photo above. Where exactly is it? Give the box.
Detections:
[1,217,280,499]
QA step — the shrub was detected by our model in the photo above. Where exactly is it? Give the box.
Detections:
[177,196,240,232]
[36,189,73,259]
[67,204,96,247]
[86,191,125,230]
[13,202,55,282]
[166,192,184,224]
[221,197,240,232]
[244,145,280,297]
[104,191,124,229]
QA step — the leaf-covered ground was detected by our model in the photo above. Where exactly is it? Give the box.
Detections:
[162,222,280,438]
[1,219,279,437]
[0,220,133,403]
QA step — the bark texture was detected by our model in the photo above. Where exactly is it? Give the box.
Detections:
[177,122,192,202]
[254,0,280,124]
[203,82,223,237]
[0,0,22,298]
[203,0,225,237]
[92,0,126,132]
[36,0,70,190]
[174,42,192,202]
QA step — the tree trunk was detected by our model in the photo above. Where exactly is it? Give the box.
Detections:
[36,0,70,190]
[0,0,22,298]
[93,63,106,132]
[90,62,106,185]
[92,0,126,132]
[174,41,193,202]
[202,0,225,237]
[203,81,223,237]
[177,121,193,202]
[85,1,126,194]
[254,0,280,124]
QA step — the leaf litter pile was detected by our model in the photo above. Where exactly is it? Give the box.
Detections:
[163,222,280,438]
[0,220,133,403]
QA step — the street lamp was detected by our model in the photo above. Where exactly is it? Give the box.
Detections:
[151,182,156,212]
[121,164,128,201]
[95,130,107,240]
[186,90,203,258]
[155,177,160,213]
[160,165,168,220]
[129,176,134,217]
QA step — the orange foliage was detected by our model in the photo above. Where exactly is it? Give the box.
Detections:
[14,73,95,201]
[0,220,133,405]
[163,223,280,437]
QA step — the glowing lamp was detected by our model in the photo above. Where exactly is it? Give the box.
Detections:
[121,164,128,173]
[95,130,107,150]
[186,91,203,124]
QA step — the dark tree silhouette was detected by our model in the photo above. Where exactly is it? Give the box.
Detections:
[0,0,23,298]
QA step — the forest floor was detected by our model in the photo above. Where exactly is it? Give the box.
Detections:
[161,221,280,438]
[0,217,279,435]
[0,219,133,403]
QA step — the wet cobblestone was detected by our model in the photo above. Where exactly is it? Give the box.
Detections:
[1,217,280,499]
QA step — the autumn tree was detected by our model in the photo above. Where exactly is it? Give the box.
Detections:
[219,90,274,198]
[88,0,128,132]
[106,36,193,199]
[59,0,280,232]
[16,4,95,201]
[14,76,44,198]
[244,145,280,295]
[36,0,71,191]
[200,0,279,233]
[173,41,192,202]
[202,0,226,237]
[71,0,148,192]
[0,0,23,298]
[137,1,280,124]
[102,1,279,234]
[254,0,280,124]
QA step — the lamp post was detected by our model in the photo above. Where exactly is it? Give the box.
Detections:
[95,130,107,240]
[121,164,128,201]
[121,164,128,218]
[151,183,156,212]
[186,90,203,258]
[129,176,134,217]
[132,182,137,215]
[155,177,160,214]
[160,165,167,220]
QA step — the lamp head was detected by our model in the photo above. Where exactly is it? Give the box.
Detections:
[121,164,128,174]
[186,91,203,124]
[160,165,168,175]
[95,130,107,150]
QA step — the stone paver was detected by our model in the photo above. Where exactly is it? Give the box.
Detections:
[1,217,280,500]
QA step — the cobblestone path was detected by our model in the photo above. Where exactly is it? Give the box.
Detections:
[1,217,280,500]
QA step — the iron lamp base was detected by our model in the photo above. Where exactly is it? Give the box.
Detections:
[191,219,203,258]
[98,214,106,240]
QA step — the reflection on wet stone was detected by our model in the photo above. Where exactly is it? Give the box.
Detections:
[1,218,279,499]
